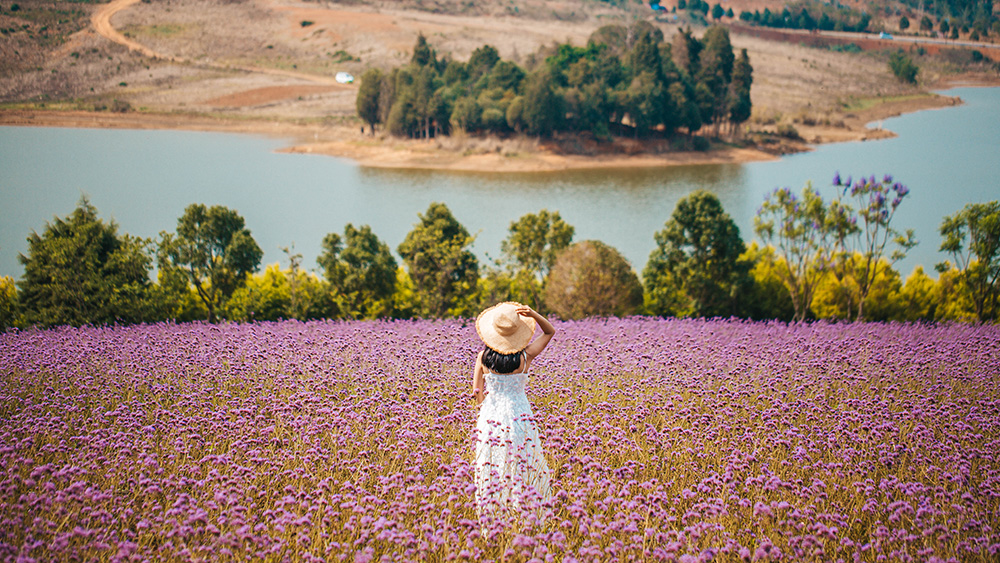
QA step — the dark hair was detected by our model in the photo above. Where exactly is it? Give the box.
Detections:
[482,345,523,374]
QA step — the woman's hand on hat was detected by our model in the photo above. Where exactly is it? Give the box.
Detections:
[516,305,536,318]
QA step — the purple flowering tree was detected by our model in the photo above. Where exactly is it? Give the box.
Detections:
[834,173,917,321]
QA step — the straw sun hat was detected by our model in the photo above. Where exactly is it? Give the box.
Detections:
[476,302,537,354]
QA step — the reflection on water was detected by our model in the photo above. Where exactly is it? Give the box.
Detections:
[357,164,749,268]
[1,87,997,279]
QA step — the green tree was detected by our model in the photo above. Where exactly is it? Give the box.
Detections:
[889,50,919,83]
[711,3,725,20]
[672,27,701,77]
[644,190,752,318]
[397,203,479,318]
[728,48,753,135]
[157,203,263,323]
[938,201,1000,321]
[411,33,436,67]
[899,15,910,30]
[501,210,575,280]
[753,183,831,322]
[319,223,398,319]
[356,68,384,134]
[834,173,917,320]
[919,15,933,31]
[487,60,526,92]
[467,44,500,82]
[698,26,736,135]
[451,96,482,133]
[545,240,643,320]
[1,275,20,331]
[17,199,153,327]
[521,69,563,137]
[500,210,575,308]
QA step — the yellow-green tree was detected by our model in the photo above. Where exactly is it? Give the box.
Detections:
[834,173,916,321]
[0,275,19,331]
[811,254,903,321]
[753,184,831,321]
[741,243,794,321]
[895,266,938,322]
[225,263,334,322]
[938,201,1000,321]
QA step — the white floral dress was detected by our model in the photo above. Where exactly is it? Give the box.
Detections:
[474,358,552,519]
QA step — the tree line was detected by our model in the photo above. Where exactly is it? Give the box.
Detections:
[737,5,872,33]
[2,174,997,330]
[355,24,752,141]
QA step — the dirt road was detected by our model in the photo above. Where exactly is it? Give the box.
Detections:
[92,0,183,62]
[90,0,348,85]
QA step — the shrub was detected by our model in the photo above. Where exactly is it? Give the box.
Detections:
[775,122,800,139]
[544,240,642,319]
[888,50,919,83]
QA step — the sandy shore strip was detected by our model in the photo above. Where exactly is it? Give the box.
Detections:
[0,81,990,172]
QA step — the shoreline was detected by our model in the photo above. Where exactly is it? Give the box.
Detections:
[1,79,996,172]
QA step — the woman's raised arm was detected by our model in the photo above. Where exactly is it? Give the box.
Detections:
[518,306,555,361]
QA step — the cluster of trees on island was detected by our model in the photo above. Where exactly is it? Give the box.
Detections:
[2,173,999,331]
[355,24,752,141]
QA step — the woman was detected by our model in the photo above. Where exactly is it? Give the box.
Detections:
[472,302,555,521]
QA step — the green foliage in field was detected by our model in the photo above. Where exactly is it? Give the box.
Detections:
[5,194,997,328]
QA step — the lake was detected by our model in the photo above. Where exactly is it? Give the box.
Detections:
[1,86,998,281]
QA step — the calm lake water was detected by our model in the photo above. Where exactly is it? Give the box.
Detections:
[1,86,998,280]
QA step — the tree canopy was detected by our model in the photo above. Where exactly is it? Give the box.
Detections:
[545,240,642,319]
[319,224,398,319]
[397,203,479,318]
[17,199,152,327]
[938,201,1000,321]
[157,204,263,323]
[644,190,752,318]
[359,27,749,142]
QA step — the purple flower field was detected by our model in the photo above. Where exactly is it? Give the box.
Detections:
[2,318,999,562]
